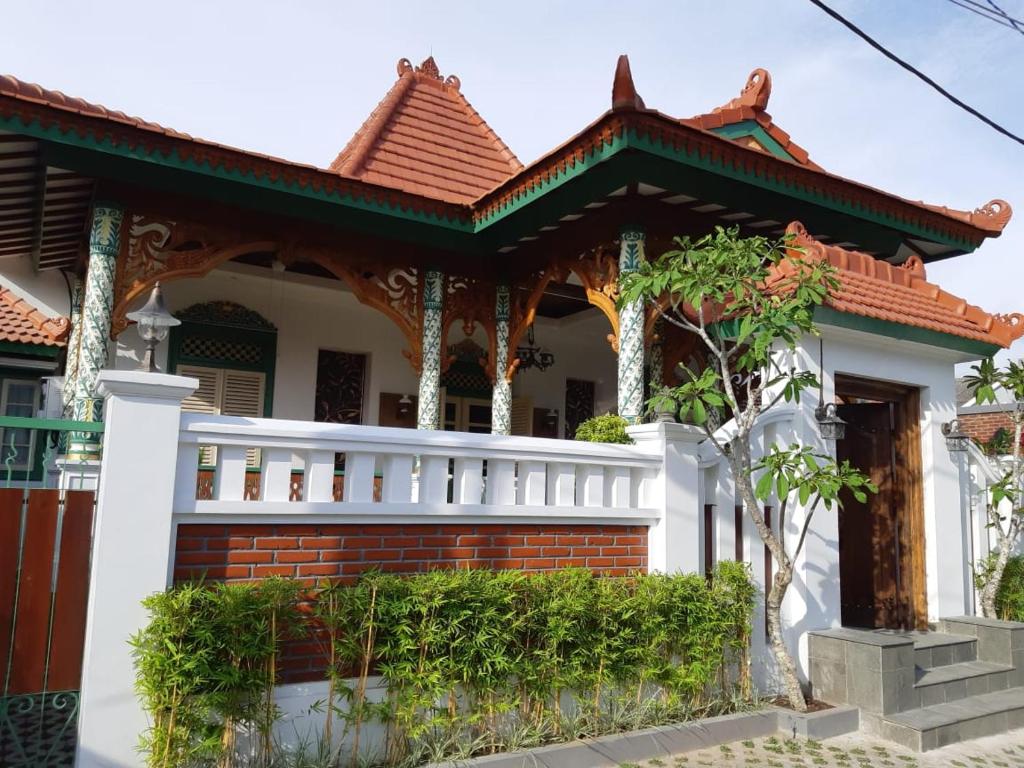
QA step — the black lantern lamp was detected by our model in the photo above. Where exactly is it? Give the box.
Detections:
[815,402,847,442]
[814,338,846,441]
[126,282,180,373]
[942,419,970,453]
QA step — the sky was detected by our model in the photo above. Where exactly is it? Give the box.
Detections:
[3,0,1022,361]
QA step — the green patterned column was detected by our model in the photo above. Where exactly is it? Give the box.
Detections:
[491,284,511,435]
[649,317,664,391]
[617,226,646,424]
[417,268,444,430]
[61,275,84,416]
[71,203,124,456]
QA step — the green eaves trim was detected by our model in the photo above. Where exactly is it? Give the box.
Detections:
[709,121,795,164]
[0,340,60,358]
[813,306,999,358]
[0,113,473,233]
[624,129,976,251]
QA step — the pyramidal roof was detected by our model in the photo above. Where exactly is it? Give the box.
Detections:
[684,68,821,170]
[330,56,523,204]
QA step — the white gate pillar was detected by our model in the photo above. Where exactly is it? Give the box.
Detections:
[76,370,198,768]
[628,421,704,574]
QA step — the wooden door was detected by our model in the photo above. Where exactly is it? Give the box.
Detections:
[836,402,906,628]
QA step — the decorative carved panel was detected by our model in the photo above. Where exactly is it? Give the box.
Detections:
[113,213,275,336]
[442,275,495,378]
[315,350,367,424]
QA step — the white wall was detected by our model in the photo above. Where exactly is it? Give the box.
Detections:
[0,256,71,318]
[113,263,617,431]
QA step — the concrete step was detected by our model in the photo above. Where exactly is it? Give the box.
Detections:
[911,632,977,669]
[914,660,1013,705]
[878,687,1024,751]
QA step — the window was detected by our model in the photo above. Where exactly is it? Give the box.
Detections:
[0,379,41,470]
[314,350,367,424]
[179,365,265,466]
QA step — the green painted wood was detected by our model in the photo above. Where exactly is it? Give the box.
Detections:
[0,417,104,434]
[709,120,796,163]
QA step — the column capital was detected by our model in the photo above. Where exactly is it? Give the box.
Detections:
[619,224,645,239]
[89,202,125,257]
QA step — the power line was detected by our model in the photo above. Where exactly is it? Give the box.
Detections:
[984,0,1024,33]
[944,0,1024,34]
[946,0,1022,31]
[807,0,1024,148]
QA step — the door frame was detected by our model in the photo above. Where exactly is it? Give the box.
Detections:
[835,374,928,630]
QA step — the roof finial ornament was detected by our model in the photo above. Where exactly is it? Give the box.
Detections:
[611,54,645,111]
[737,68,772,110]
[397,56,459,89]
[417,56,441,80]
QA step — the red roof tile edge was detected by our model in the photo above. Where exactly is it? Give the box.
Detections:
[0,286,69,347]
[779,221,1024,348]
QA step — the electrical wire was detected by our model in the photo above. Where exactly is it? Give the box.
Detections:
[946,0,1021,30]
[807,0,1024,148]
[944,0,1024,34]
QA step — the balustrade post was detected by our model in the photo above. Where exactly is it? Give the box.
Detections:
[627,421,704,574]
[76,369,198,768]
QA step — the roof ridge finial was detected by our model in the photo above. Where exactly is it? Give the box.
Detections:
[612,54,645,111]
[737,68,771,110]
[397,56,460,90]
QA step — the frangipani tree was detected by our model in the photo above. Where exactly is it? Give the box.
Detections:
[964,358,1024,618]
[620,226,875,711]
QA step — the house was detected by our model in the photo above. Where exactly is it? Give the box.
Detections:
[2,55,1024,761]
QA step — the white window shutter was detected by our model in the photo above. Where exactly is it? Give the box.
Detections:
[178,365,223,465]
[221,370,265,466]
[510,397,533,436]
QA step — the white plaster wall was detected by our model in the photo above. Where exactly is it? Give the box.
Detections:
[0,257,71,318]
[113,263,617,432]
[513,310,618,436]
[780,323,973,677]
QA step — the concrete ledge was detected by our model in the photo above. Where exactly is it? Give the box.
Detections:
[424,710,779,768]
[774,705,859,740]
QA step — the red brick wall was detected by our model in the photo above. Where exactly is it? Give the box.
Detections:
[174,523,648,584]
[174,522,648,683]
[960,411,1018,447]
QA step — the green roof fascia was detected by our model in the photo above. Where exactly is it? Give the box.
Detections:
[2,113,480,252]
[709,121,796,163]
[705,306,997,358]
[623,128,977,251]
[813,306,998,358]
[471,127,978,254]
[0,340,60,359]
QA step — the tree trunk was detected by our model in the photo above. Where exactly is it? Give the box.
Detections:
[766,563,807,711]
[980,544,1011,618]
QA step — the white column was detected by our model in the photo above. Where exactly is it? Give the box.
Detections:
[75,370,198,768]
[417,268,444,431]
[491,283,511,435]
[617,227,645,424]
[627,421,704,574]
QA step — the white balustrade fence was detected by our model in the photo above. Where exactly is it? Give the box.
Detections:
[173,414,665,525]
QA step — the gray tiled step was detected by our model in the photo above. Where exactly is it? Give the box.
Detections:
[914,660,1013,705]
[880,687,1024,751]
[911,632,977,668]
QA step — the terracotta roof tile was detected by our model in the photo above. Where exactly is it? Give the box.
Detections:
[0,285,68,347]
[684,69,824,171]
[330,57,523,204]
[778,222,1024,348]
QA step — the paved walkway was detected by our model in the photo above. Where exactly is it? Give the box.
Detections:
[630,729,1024,767]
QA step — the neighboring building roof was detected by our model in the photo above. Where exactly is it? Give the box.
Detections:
[780,222,1024,349]
[0,286,68,347]
[685,68,821,170]
[330,57,523,204]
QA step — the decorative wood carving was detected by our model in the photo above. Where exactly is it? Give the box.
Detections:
[569,245,620,352]
[442,275,495,378]
[113,213,275,336]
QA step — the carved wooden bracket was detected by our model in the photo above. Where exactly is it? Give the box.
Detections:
[112,213,276,337]
[443,275,496,380]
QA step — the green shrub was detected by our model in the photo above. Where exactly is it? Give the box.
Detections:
[136,566,755,767]
[574,414,632,444]
[996,555,1024,620]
